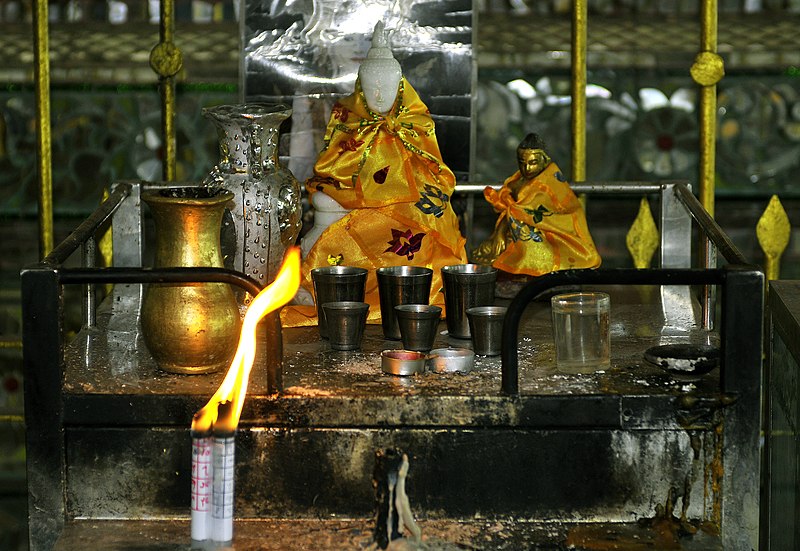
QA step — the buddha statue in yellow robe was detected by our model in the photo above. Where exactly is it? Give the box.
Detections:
[472,133,601,277]
[286,22,468,326]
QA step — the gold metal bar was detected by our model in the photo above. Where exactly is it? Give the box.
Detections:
[162,78,177,181]
[33,0,54,257]
[150,0,181,181]
[698,85,716,218]
[571,0,587,182]
[0,340,23,348]
[700,0,718,57]
[0,415,25,424]
[694,0,721,217]
[690,0,724,328]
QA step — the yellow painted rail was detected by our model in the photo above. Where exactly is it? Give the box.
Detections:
[149,0,182,181]
[571,0,587,183]
[33,0,53,258]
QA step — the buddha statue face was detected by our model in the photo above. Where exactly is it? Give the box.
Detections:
[517,147,551,180]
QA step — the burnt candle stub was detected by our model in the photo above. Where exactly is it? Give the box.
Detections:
[372,448,421,549]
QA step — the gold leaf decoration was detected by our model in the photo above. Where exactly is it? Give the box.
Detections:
[626,197,659,269]
[756,195,790,281]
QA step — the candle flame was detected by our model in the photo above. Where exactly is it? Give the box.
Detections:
[192,247,301,434]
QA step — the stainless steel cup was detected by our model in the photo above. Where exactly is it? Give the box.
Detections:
[441,264,497,339]
[376,266,433,340]
[395,304,442,352]
[321,301,369,351]
[466,305,507,356]
[311,266,368,339]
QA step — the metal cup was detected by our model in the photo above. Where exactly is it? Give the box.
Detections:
[376,266,433,340]
[395,304,442,352]
[321,301,370,351]
[466,306,507,356]
[441,264,497,339]
[311,266,368,339]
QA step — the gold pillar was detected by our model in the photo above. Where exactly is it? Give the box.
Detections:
[150,0,183,181]
[571,0,587,182]
[691,0,723,218]
[33,0,54,257]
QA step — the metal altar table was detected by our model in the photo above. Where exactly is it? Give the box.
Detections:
[22,182,764,550]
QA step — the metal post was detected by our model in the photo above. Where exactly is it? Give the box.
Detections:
[719,265,763,549]
[111,182,144,268]
[21,266,65,550]
[570,0,587,182]
[659,183,692,269]
[695,0,721,219]
[264,312,283,394]
[82,237,96,328]
[33,0,54,257]
[150,0,182,181]
[659,183,695,335]
[692,0,724,329]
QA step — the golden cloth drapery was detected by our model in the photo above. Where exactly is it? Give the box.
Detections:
[481,163,601,276]
[282,77,468,327]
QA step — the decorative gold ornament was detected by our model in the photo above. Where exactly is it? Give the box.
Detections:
[690,51,725,87]
[626,197,659,269]
[756,195,790,281]
[149,41,183,78]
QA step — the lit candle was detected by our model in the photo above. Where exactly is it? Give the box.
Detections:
[212,401,235,545]
[190,424,213,543]
[189,248,301,546]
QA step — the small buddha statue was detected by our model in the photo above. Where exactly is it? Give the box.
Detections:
[294,21,468,321]
[472,133,601,278]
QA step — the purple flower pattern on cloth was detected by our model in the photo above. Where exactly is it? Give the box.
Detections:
[385,228,425,260]
[414,184,449,218]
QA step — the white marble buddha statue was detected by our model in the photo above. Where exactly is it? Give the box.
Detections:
[299,21,402,258]
[358,20,402,115]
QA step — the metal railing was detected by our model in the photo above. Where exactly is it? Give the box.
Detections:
[493,182,764,549]
[459,179,748,327]
[458,180,699,269]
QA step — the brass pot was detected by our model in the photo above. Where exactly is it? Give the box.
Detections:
[141,188,241,374]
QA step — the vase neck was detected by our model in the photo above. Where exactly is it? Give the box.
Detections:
[214,119,279,176]
[204,105,291,176]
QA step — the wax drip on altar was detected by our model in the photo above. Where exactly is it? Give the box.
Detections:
[370,448,421,550]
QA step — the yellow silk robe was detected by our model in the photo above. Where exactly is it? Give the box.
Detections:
[483,162,601,276]
[284,77,468,326]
